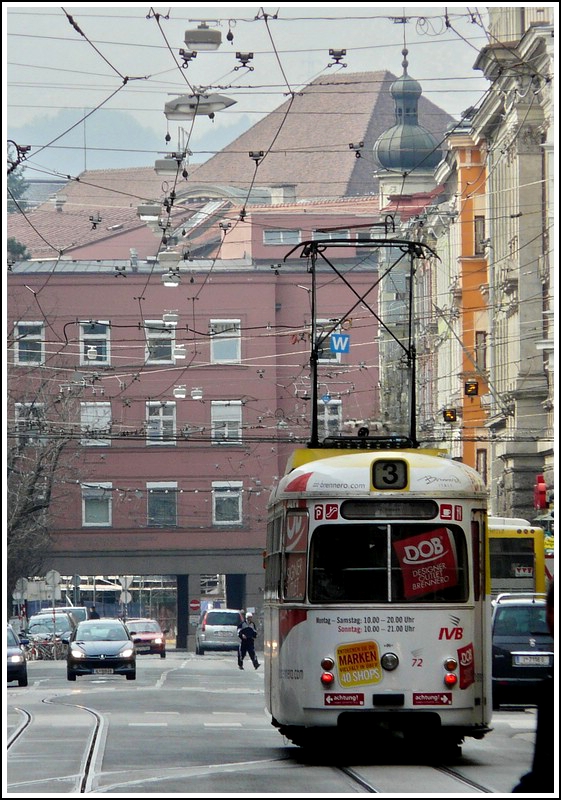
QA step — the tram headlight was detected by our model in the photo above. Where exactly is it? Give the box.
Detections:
[321,657,335,671]
[444,657,458,671]
[321,672,335,687]
[381,652,399,671]
[444,673,458,687]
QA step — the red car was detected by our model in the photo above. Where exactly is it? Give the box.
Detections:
[127,618,167,658]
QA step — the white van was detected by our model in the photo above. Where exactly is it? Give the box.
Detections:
[195,608,243,655]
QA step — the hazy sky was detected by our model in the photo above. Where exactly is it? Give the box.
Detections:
[5,3,505,173]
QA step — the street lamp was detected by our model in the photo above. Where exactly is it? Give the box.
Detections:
[184,21,222,51]
[137,203,161,222]
[154,154,184,175]
[163,311,179,326]
[162,269,181,287]
[164,92,236,121]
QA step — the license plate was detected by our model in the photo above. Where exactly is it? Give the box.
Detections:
[93,668,114,674]
[513,654,550,666]
[136,645,149,651]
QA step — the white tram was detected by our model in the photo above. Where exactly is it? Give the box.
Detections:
[264,446,492,753]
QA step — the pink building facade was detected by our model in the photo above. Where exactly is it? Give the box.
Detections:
[8,208,382,645]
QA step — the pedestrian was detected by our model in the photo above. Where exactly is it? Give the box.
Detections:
[237,611,259,670]
[88,605,100,620]
[512,581,554,793]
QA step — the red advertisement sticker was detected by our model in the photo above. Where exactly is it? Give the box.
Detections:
[393,528,458,599]
[458,642,475,689]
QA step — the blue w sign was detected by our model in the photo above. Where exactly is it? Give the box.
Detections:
[330,333,350,353]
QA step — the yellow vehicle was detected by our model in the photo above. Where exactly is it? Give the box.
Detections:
[487,517,546,597]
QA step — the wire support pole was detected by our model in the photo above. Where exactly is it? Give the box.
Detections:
[309,248,320,449]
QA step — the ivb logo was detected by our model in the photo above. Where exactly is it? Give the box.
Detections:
[438,627,464,640]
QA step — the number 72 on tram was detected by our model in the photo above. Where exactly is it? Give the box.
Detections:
[263,448,492,754]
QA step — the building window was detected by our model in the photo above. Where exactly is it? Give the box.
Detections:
[82,483,112,527]
[146,402,176,445]
[210,320,241,364]
[14,322,44,365]
[15,403,46,446]
[312,229,350,240]
[263,229,301,245]
[317,398,342,439]
[212,481,243,525]
[475,331,487,371]
[211,401,242,444]
[145,321,174,363]
[315,319,342,363]
[80,321,110,365]
[476,449,488,485]
[80,402,112,446]
[474,216,486,255]
[147,482,177,527]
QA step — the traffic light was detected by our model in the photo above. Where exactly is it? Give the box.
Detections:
[534,474,547,509]
[443,408,457,422]
[464,380,479,396]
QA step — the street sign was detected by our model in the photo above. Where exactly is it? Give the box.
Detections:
[120,591,132,604]
[45,569,61,585]
[15,578,29,595]
[72,574,82,586]
[119,576,133,590]
[329,333,350,353]
[189,598,201,612]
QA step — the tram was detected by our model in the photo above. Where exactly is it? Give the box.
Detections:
[263,232,492,754]
[487,516,547,597]
[264,445,492,753]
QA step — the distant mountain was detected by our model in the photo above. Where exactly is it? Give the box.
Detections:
[9,109,254,177]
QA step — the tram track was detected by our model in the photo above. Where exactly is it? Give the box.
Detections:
[8,704,495,796]
[6,696,104,794]
[338,763,494,793]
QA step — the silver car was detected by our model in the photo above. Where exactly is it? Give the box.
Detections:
[195,608,243,655]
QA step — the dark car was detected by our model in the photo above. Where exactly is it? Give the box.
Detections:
[492,593,554,708]
[65,618,136,681]
[7,623,29,687]
[195,608,244,655]
[127,618,167,658]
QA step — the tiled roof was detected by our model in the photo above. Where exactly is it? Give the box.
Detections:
[381,186,447,221]
[7,72,454,259]
[187,71,453,201]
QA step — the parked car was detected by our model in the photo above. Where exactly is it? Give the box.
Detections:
[64,618,136,681]
[126,618,167,658]
[492,592,554,708]
[30,606,88,625]
[195,608,243,655]
[7,623,29,686]
[25,611,76,639]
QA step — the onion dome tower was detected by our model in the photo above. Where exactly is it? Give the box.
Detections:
[373,49,442,205]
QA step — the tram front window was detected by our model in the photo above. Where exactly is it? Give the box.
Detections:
[309,524,468,603]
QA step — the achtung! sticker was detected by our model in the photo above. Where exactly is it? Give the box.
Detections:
[336,640,382,687]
